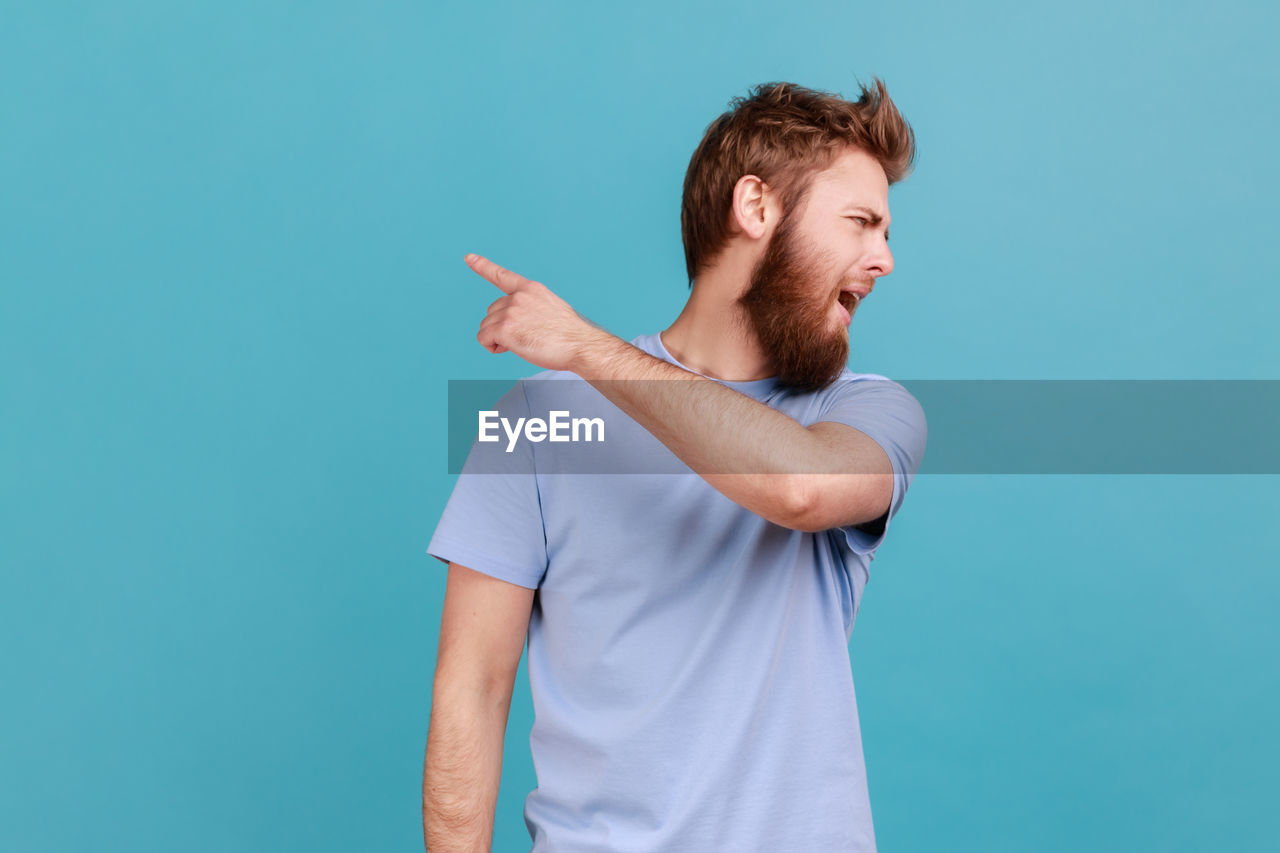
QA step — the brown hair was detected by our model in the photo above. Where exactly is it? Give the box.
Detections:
[680,78,916,285]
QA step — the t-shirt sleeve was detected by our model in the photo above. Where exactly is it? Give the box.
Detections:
[426,380,549,589]
[814,377,927,556]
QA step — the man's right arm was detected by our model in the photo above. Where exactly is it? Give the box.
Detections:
[423,562,536,852]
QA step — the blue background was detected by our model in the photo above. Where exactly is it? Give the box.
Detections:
[3,1,1277,850]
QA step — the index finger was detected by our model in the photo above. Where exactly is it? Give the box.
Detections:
[464,253,528,294]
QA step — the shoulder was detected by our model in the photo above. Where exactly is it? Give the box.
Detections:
[810,370,927,443]
[821,369,920,408]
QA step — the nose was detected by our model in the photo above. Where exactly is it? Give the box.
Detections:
[864,241,893,278]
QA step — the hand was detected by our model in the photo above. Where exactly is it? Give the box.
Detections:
[465,253,606,373]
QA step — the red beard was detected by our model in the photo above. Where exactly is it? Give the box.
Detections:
[738,212,850,393]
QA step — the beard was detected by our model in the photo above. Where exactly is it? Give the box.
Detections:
[738,213,851,393]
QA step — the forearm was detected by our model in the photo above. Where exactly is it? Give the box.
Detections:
[458,254,880,528]
[422,678,514,852]
[572,332,839,525]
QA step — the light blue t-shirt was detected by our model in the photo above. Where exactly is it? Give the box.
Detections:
[428,332,927,852]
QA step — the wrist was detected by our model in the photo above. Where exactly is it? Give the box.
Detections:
[568,324,625,378]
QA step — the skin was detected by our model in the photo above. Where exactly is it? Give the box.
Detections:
[467,144,897,533]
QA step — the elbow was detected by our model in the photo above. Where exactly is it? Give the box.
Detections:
[775,474,890,533]
[775,476,831,533]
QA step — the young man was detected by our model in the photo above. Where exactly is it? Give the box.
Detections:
[424,79,926,852]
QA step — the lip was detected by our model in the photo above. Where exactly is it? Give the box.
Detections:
[835,286,867,327]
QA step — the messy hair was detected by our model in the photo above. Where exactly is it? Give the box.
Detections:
[680,78,916,284]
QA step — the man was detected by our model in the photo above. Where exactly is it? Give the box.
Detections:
[424,79,926,852]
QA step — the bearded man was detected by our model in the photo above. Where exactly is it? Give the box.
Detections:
[424,79,927,853]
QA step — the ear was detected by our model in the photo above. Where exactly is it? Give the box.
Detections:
[729,174,781,241]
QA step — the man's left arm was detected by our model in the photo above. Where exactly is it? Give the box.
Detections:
[465,254,892,533]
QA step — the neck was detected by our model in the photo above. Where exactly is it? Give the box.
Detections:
[661,257,772,382]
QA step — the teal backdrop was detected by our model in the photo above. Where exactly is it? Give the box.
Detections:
[2,1,1277,851]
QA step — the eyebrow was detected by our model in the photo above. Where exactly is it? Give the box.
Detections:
[847,205,891,241]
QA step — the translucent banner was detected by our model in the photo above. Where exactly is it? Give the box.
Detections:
[445,379,1280,474]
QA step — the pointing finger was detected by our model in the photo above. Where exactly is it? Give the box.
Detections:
[464,253,528,295]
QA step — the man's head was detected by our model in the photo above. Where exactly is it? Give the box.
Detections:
[680,80,916,391]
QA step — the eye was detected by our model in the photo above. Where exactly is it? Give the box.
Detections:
[849,216,868,226]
